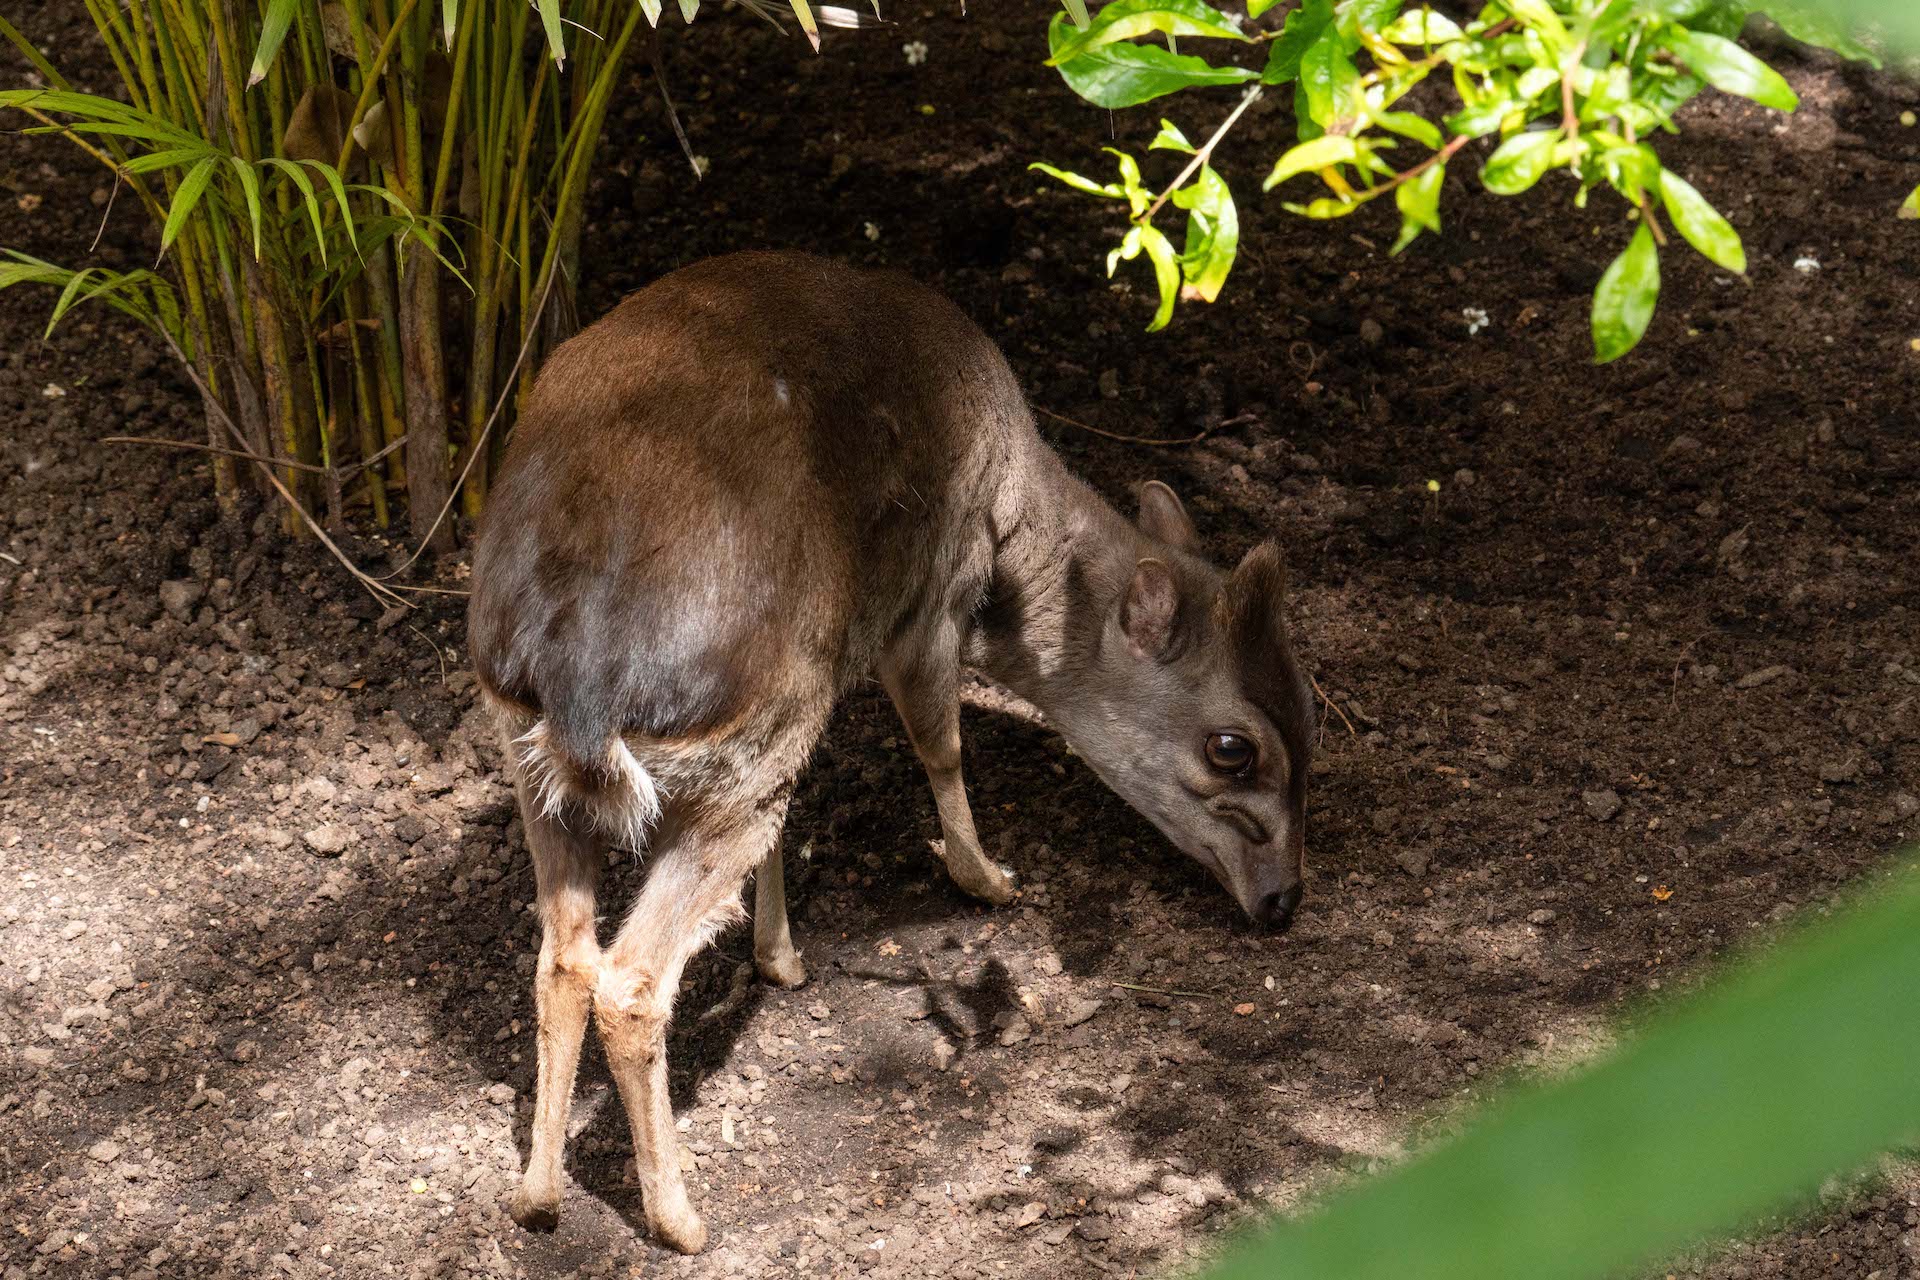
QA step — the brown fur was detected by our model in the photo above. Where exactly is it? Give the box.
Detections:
[466,251,1314,1253]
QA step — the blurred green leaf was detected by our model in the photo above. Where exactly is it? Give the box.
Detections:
[1049,15,1258,107]
[1659,26,1798,109]
[1138,223,1181,329]
[1047,0,1249,65]
[1201,851,1920,1280]
[1592,221,1660,362]
[1372,110,1443,148]
[535,0,565,64]
[1657,169,1746,270]
[1379,6,1462,43]
[1262,134,1360,189]
[1030,161,1125,199]
[1297,30,1360,128]
[1750,1,1881,64]
[1151,119,1196,152]
[1390,159,1444,252]
[1480,127,1560,195]
[1062,0,1092,31]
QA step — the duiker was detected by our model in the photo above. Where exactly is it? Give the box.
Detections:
[468,251,1314,1252]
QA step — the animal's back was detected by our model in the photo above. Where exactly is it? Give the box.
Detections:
[470,252,1028,764]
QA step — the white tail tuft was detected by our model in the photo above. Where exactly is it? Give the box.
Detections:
[512,719,665,851]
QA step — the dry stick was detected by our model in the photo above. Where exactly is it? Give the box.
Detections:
[378,259,561,582]
[1312,674,1358,738]
[155,331,409,612]
[1110,981,1213,1000]
[101,435,336,475]
[1033,404,1207,448]
[1142,83,1263,224]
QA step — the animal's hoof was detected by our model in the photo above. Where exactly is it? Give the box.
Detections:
[953,860,1016,907]
[650,1201,708,1255]
[509,1186,561,1232]
[756,948,808,989]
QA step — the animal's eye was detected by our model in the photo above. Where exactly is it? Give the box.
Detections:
[1204,732,1255,776]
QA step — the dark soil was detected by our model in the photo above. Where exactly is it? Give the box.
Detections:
[3,3,1918,1278]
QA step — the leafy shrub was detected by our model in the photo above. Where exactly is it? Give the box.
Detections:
[1037,0,1893,358]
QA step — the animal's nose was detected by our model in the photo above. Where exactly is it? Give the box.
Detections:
[1251,882,1304,932]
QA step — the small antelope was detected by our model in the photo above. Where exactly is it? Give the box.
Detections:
[468,251,1313,1253]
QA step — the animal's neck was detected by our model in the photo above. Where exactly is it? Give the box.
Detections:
[964,436,1139,717]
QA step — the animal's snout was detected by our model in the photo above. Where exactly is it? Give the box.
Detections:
[1250,882,1303,932]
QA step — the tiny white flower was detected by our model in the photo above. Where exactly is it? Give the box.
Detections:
[41,383,65,398]
[864,221,881,242]
[1792,255,1821,273]
[1462,306,1490,336]
[902,40,928,65]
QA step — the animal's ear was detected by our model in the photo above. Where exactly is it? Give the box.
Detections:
[1121,558,1182,660]
[1220,541,1289,648]
[1136,480,1200,554]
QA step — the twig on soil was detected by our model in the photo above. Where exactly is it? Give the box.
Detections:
[1110,980,1213,999]
[1033,404,1208,447]
[1142,84,1263,224]
[1313,675,1358,738]
[0,551,19,565]
[101,435,335,476]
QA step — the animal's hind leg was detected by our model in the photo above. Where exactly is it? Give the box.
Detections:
[507,776,604,1231]
[592,799,789,1254]
[753,832,806,988]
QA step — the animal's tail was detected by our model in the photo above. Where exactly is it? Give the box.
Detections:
[511,716,664,852]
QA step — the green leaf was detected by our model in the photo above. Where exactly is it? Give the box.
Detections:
[679,0,699,20]
[1151,119,1196,152]
[1334,0,1406,44]
[1379,6,1463,43]
[266,159,331,266]
[1029,161,1124,199]
[1171,163,1238,301]
[1391,159,1444,253]
[248,0,298,88]
[1062,0,1091,30]
[1138,224,1181,331]
[160,157,218,255]
[1902,182,1920,221]
[1048,0,1249,66]
[1261,0,1332,84]
[1195,852,1920,1280]
[1502,0,1571,49]
[1752,1,1881,66]
[1592,221,1660,363]
[1297,30,1360,129]
[1371,110,1442,148]
[443,0,459,43]
[1480,127,1560,195]
[1050,15,1258,108]
[122,146,212,175]
[787,0,821,49]
[229,157,264,259]
[535,0,566,65]
[1660,27,1798,110]
[1262,134,1360,190]
[1282,194,1365,218]
[1658,169,1745,271]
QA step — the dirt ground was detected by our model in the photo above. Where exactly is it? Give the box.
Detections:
[3,2,1919,1278]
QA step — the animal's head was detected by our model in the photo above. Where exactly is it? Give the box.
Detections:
[1056,482,1315,931]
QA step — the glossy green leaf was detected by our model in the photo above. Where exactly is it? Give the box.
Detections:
[159,156,218,255]
[1657,169,1745,271]
[1050,15,1258,108]
[1592,221,1660,362]
[1372,110,1442,148]
[1391,159,1444,253]
[247,0,297,88]
[1151,119,1196,152]
[1047,0,1249,66]
[1480,127,1560,195]
[1297,31,1359,128]
[1261,0,1332,84]
[1138,224,1181,330]
[1262,134,1360,190]
[1029,161,1125,199]
[1171,163,1238,301]
[1660,27,1798,110]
